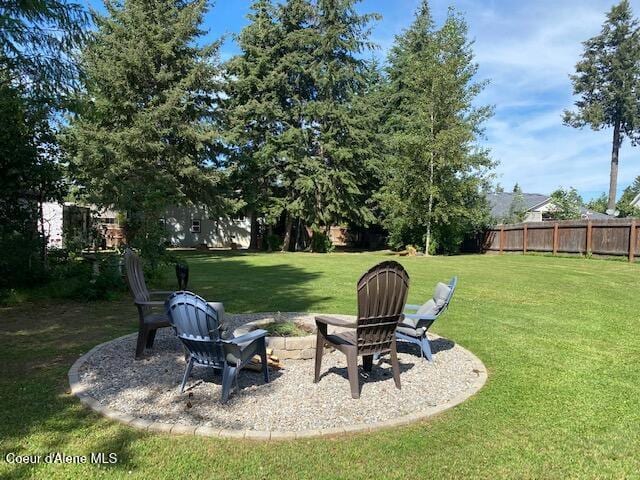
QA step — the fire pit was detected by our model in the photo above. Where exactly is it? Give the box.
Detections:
[232,312,354,360]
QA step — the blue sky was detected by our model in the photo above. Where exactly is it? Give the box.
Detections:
[88,0,640,200]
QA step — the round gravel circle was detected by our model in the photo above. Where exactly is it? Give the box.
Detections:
[70,313,487,439]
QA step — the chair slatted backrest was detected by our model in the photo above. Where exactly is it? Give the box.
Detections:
[165,291,224,367]
[439,277,458,317]
[356,261,410,355]
[124,249,151,315]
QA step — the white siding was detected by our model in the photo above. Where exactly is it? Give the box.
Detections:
[163,206,250,248]
[42,202,64,248]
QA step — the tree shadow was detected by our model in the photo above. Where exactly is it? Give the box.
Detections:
[0,253,327,477]
[165,251,330,313]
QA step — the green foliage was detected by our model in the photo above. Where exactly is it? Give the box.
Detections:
[549,187,584,220]
[310,229,335,253]
[616,175,640,217]
[586,193,609,214]
[0,0,88,102]
[503,184,528,223]
[564,1,640,211]
[226,0,382,250]
[64,0,229,265]
[0,76,66,290]
[265,233,283,252]
[379,2,494,254]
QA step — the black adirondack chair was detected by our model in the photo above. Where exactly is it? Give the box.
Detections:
[124,248,172,359]
[165,291,269,403]
[314,261,410,399]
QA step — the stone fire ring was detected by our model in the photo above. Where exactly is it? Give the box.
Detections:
[68,313,487,441]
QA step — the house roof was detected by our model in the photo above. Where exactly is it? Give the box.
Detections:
[487,192,613,221]
[632,193,640,207]
[486,192,549,218]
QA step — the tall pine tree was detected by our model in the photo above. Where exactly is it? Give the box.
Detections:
[564,0,640,213]
[225,0,285,249]
[381,2,493,254]
[64,0,227,264]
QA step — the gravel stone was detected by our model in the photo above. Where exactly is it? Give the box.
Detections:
[77,313,484,433]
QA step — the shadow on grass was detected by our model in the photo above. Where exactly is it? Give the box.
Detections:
[0,256,326,477]
[166,251,330,313]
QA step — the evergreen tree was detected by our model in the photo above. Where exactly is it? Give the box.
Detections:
[564,1,640,213]
[64,0,227,265]
[549,187,584,220]
[0,0,88,101]
[616,176,640,216]
[380,2,493,254]
[586,193,609,214]
[225,0,284,249]
[505,183,527,223]
[299,0,380,250]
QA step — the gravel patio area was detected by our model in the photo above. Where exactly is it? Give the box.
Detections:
[76,313,485,434]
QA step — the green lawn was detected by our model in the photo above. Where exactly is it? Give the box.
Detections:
[1,252,639,479]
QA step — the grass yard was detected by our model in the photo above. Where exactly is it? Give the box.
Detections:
[1,252,639,479]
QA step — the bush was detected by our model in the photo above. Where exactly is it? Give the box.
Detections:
[310,230,334,253]
[266,234,282,252]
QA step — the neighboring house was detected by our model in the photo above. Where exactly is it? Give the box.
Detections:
[631,193,640,209]
[486,192,611,223]
[162,205,250,249]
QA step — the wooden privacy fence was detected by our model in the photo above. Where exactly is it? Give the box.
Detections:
[483,218,639,262]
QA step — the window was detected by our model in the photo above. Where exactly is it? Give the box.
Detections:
[190,219,201,233]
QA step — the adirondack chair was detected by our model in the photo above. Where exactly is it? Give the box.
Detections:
[124,249,173,359]
[165,291,270,403]
[314,261,410,399]
[396,277,457,362]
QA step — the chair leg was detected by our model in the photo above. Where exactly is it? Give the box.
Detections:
[180,357,195,393]
[221,364,238,403]
[390,340,401,390]
[135,325,147,359]
[259,339,269,383]
[145,328,157,349]
[346,350,360,399]
[314,333,324,383]
[420,336,433,362]
[363,354,373,372]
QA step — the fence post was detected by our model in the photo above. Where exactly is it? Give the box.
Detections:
[586,220,592,256]
[499,225,504,254]
[523,224,528,254]
[630,219,637,263]
[552,222,559,255]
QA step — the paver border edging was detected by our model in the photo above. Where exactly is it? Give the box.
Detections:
[69,332,488,441]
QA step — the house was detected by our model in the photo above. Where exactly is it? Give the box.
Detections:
[631,193,640,209]
[162,206,250,249]
[486,192,611,223]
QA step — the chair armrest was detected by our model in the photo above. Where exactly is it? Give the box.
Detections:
[403,313,437,321]
[222,329,268,345]
[315,315,357,328]
[134,300,166,307]
[149,290,173,298]
[404,304,422,311]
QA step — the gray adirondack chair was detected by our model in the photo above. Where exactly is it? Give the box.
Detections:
[396,277,457,362]
[165,291,269,403]
[124,249,172,359]
[314,261,410,399]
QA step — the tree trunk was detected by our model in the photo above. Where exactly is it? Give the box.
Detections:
[37,194,47,270]
[282,213,293,252]
[608,119,622,214]
[425,107,435,256]
[248,210,259,250]
[294,218,303,252]
[266,224,273,252]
